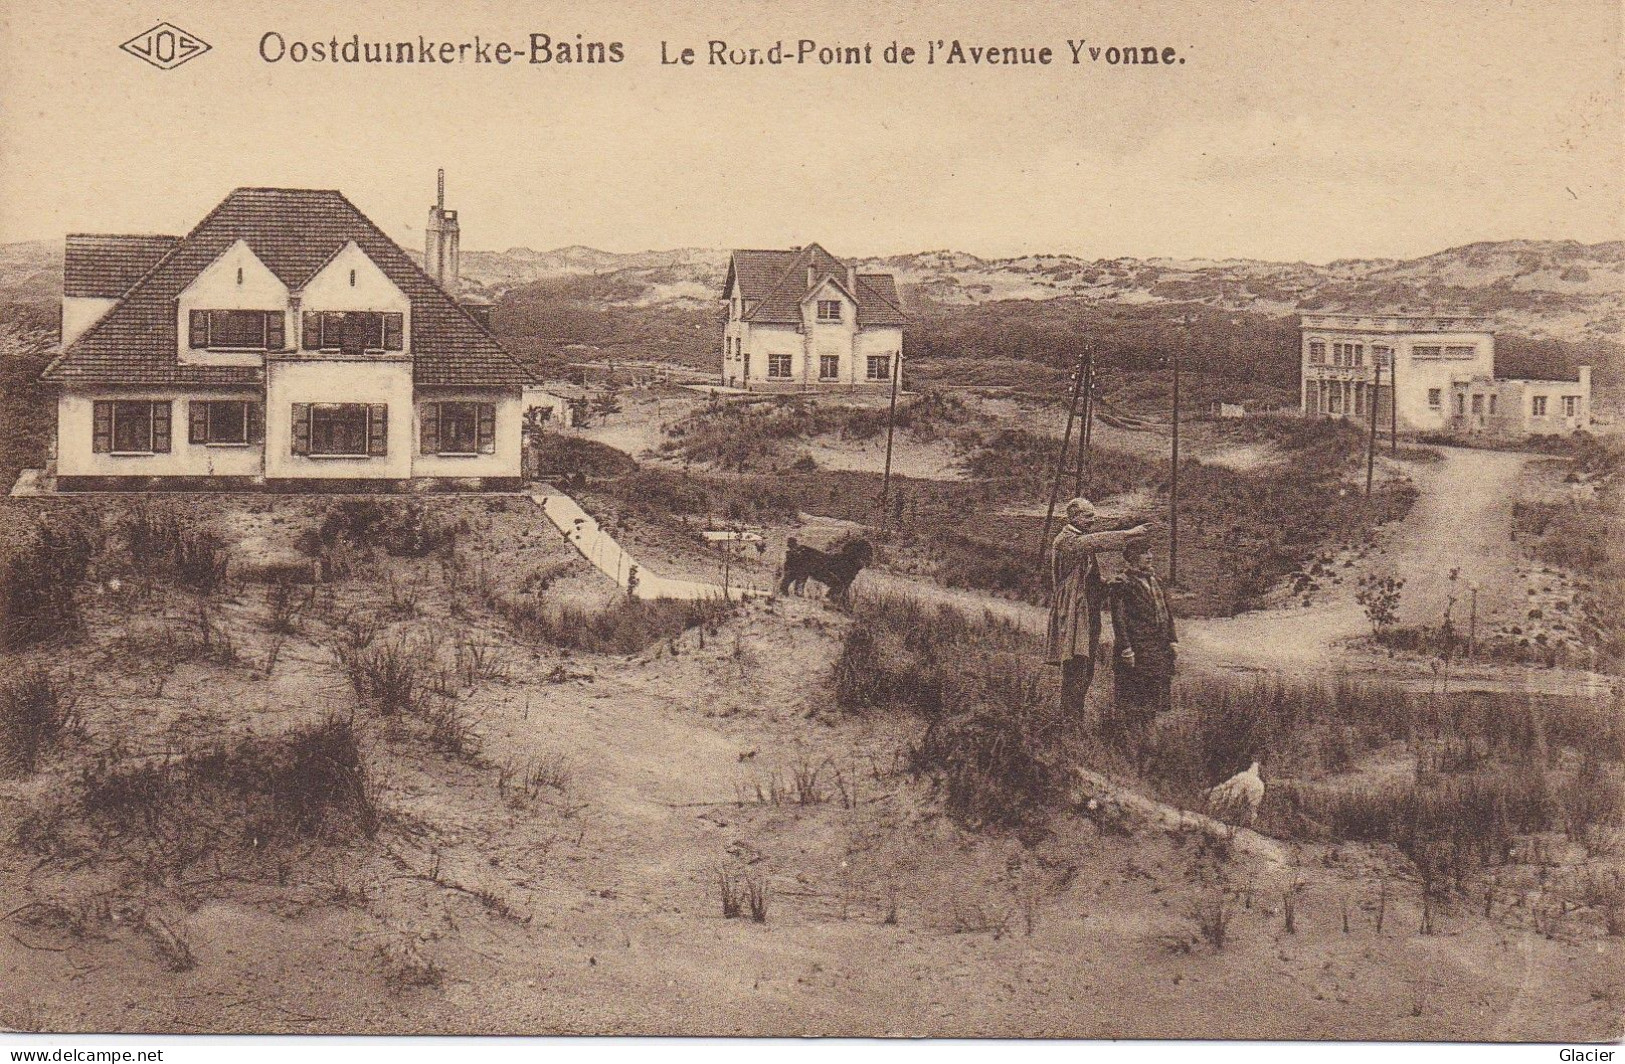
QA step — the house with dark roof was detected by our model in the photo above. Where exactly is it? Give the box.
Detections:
[42,187,535,491]
[721,244,906,392]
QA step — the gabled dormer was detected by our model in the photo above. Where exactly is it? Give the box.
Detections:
[296,241,411,357]
[177,239,289,367]
[802,273,856,328]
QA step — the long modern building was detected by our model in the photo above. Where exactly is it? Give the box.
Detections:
[1299,311,1591,437]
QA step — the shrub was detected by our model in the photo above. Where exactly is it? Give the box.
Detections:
[299,500,455,561]
[333,630,434,716]
[0,513,97,648]
[0,667,78,776]
[500,595,733,655]
[67,715,379,867]
[117,506,229,593]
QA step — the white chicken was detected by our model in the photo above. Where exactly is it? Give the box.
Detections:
[1205,761,1264,828]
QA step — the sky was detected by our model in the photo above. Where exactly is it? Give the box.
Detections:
[0,0,1620,263]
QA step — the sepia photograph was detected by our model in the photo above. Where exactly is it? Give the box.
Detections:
[0,0,1621,1048]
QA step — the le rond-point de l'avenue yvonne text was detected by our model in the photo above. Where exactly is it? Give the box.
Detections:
[255,32,1188,68]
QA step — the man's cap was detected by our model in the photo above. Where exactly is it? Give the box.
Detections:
[1064,497,1096,519]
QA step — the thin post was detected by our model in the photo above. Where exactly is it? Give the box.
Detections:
[1072,343,1096,495]
[1390,351,1398,454]
[1038,348,1090,564]
[1169,344,1181,587]
[878,352,902,534]
[1366,357,1382,496]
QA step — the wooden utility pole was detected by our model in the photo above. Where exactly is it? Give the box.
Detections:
[1037,347,1090,564]
[1366,357,1383,496]
[1389,350,1398,455]
[878,352,902,535]
[1071,344,1096,495]
[1168,343,1182,587]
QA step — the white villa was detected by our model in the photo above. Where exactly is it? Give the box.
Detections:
[1299,311,1591,437]
[44,185,535,491]
[720,244,907,392]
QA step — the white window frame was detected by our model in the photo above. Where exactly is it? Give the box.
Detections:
[767,354,793,379]
[818,354,840,381]
[1563,395,1580,418]
[1531,396,1548,417]
[1427,388,1442,409]
[201,400,249,446]
[866,354,892,382]
[815,300,842,323]
[111,401,157,455]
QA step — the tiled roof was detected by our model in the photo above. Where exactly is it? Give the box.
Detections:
[726,244,907,328]
[44,188,533,387]
[64,235,179,298]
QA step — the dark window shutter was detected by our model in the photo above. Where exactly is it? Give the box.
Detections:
[92,401,113,453]
[188,400,208,444]
[302,312,319,350]
[420,403,439,454]
[291,403,310,455]
[367,404,388,456]
[384,313,404,351]
[477,403,496,454]
[247,402,264,444]
[323,312,344,349]
[189,310,209,349]
[266,312,285,351]
[151,402,171,454]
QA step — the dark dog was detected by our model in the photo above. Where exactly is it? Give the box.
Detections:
[779,537,874,604]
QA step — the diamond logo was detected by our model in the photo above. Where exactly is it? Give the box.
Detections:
[120,22,211,70]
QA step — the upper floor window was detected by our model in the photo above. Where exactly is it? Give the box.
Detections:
[1444,345,1477,360]
[1427,388,1442,408]
[301,311,405,355]
[1307,341,1326,364]
[1373,346,1392,368]
[1414,345,1442,360]
[816,300,842,323]
[189,310,284,351]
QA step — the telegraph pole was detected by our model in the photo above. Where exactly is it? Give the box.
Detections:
[1366,357,1382,496]
[1389,350,1398,454]
[1168,342,1181,587]
[878,351,902,535]
[1038,347,1090,564]
[1071,343,1096,495]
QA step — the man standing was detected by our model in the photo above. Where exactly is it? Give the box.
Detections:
[1046,498,1149,723]
[1108,538,1178,761]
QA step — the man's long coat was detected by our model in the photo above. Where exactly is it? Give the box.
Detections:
[1046,524,1142,666]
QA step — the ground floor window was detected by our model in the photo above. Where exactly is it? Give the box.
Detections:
[819,355,840,380]
[866,354,892,381]
[291,403,387,457]
[767,354,792,379]
[1563,395,1581,417]
[92,400,171,454]
[1532,396,1548,417]
[188,400,259,445]
[1427,388,1442,409]
[421,401,497,455]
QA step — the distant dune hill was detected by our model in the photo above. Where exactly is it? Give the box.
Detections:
[437,239,1623,348]
[4,237,1618,350]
